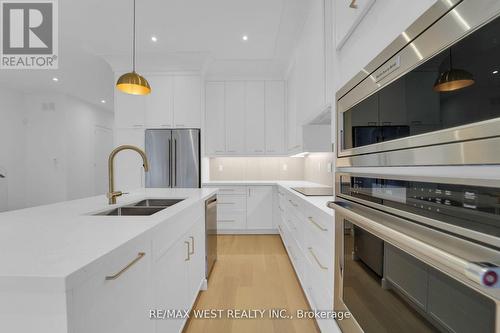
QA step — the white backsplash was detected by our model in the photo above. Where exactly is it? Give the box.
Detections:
[208,153,333,186]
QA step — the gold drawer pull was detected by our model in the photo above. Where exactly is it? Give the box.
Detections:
[189,236,195,255]
[105,252,145,280]
[219,219,236,222]
[308,217,327,231]
[185,241,191,261]
[288,199,298,207]
[308,247,328,270]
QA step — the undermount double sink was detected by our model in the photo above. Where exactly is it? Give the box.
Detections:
[94,199,184,216]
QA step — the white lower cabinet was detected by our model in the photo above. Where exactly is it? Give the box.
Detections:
[154,235,190,333]
[68,206,206,333]
[276,186,337,333]
[247,186,273,229]
[69,237,154,333]
[204,185,275,233]
[154,218,205,333]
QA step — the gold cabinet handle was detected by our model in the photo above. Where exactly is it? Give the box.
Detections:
[185,241,191,261]
[189,236,195,255]
[308,247,328,270]
[308,217,328,231]
[105,252,146,280]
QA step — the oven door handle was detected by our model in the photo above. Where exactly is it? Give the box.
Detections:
[327,200,496,288]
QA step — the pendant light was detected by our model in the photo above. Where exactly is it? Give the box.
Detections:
[116,0,151,95]
[433,48,474,92]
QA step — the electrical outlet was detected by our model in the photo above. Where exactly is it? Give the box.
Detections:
[327,162,332,173]
[282,164,288,171]
[218,165,224,172]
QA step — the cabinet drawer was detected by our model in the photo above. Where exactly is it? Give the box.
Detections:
[214,186,247,195]
[306,243,333,291]
[70,237,153,333]
[217,195,246,211]
[217,210,246,230]
[303,213,333,260]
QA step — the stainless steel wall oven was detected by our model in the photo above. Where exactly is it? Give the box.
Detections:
[328,173,500,333]
[336,0,500,167]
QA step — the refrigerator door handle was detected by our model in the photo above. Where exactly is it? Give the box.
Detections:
[168,138,172,187]
[173,138,177,187]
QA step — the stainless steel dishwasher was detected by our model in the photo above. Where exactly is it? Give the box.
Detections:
[205,195,217,278]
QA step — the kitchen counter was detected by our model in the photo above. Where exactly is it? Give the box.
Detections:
[0,188,217,292]
[203,180,333,216]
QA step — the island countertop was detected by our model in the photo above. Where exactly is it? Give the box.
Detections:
[0,188,217,291]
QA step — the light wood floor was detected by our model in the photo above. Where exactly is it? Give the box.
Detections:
[183,235,320,333]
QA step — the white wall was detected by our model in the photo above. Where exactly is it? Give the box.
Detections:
[335,0,436,89]
[0,88,114,211]
[0,87,26,210]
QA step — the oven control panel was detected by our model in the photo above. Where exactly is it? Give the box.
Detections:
[340,176,500,238]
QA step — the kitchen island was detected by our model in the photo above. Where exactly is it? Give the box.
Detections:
[0,188,217,333]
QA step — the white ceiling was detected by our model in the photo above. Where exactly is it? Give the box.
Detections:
[1,0,312,109]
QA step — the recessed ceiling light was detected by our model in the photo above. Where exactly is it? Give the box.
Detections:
[151,36,158,42]
[242,35,248,41]
[100,99,106,104]
[493,70,499,74]
[52,77,59,82]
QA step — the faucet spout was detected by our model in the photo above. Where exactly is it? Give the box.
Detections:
[107,145,149,204]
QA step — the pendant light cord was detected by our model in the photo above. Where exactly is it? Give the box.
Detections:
[133,0,136,72]
[449,48,452,70]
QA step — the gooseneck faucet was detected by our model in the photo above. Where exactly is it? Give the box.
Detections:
[107,145,149,204]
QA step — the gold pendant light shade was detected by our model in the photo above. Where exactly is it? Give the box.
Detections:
[116,71,151,95]
[115,0,151,96]
[433,48,474,92]
[433,68,475,92]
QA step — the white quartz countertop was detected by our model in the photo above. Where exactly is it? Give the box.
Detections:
[203,180,334,216]
[0,188,217,291]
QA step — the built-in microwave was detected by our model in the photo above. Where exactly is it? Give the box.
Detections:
[336,0,500,167]
[328,172,500,333]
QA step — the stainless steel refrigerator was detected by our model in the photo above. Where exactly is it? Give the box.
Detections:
[145,129,200,188]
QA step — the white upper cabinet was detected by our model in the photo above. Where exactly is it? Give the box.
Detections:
[244,81,266,154]
[115,92,146,128]
[205,80,286,156]
[115,74,201,130]
[265,81,285,154]
[173,76,201,128]
[145,76,174,128]
[205,82,226,155]
[224,82,245,154]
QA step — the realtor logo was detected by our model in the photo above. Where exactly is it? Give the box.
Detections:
[1,0,58,69]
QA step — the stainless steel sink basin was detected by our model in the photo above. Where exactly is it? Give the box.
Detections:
[132,199,184,207]
[95,206,166,216]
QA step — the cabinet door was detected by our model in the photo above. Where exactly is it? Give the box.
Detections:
[145,76,174,128]
[174,76,201,128]
[186,217,206,304]
[245,81,266,154]
[287,70,301,152]
[205,82,225,154]
[115,91,146,128]
[246,186,273,229]
[70,239,153,333]
[265,81,285,154]
[154,236,190,333]
[225,81,245,154]
[114,129,145,191]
